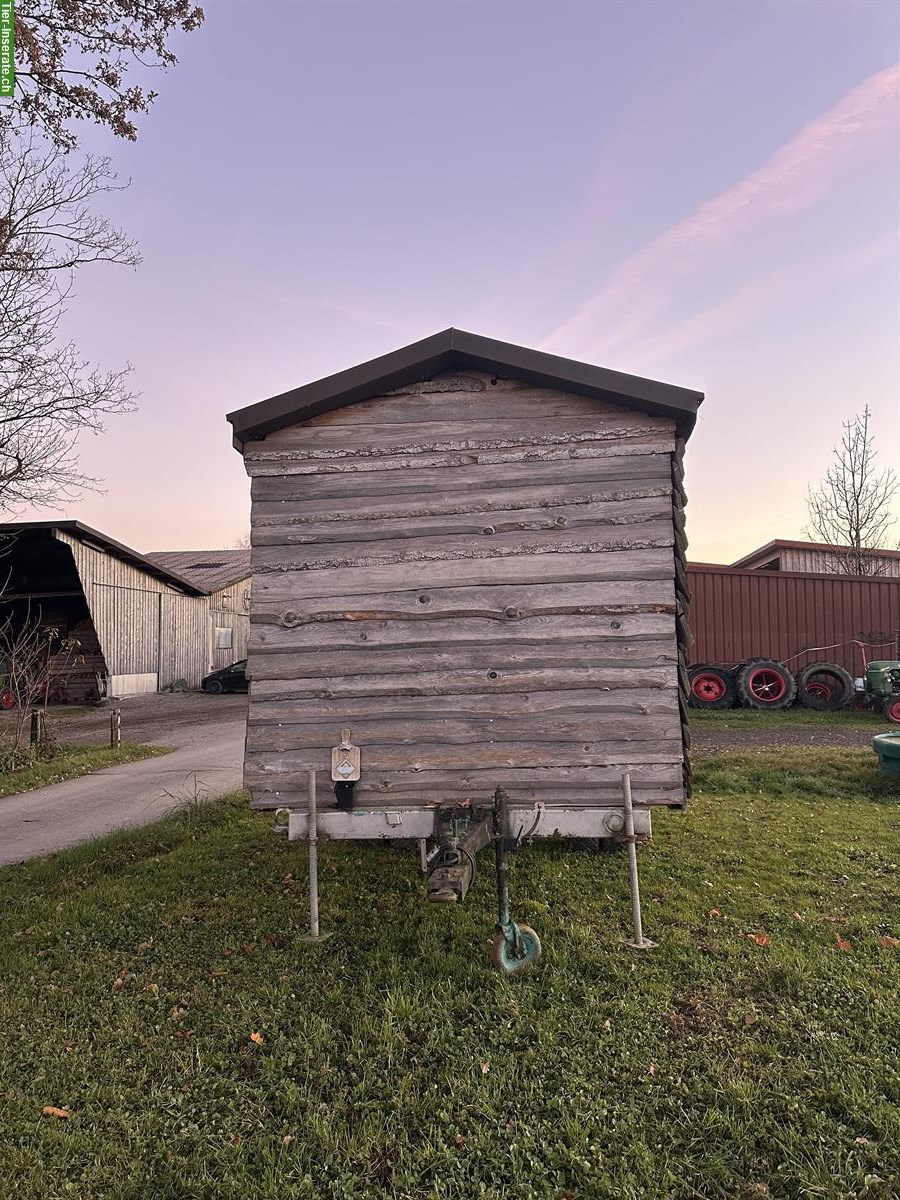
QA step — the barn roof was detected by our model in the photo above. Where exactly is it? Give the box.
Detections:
[227,327,704,448]
[0,521,205,595]
[732,538,900,568]
[146,549,251,592]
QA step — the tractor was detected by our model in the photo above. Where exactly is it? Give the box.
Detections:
[860,660,900,724]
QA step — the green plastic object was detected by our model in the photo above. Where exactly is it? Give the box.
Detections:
[872,731,900,777]
[490,922,542,977]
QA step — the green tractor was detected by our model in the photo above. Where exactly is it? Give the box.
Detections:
[861,661,900,724]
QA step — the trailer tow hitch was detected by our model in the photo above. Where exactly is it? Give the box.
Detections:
[425,788,542,975]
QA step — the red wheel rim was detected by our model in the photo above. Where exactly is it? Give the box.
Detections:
[0,689,13,710]
[806,680,832,702]
[747,667,787,703]
[888,699,900,724]
[692,672,726,703]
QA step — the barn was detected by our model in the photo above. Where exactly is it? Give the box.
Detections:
[0,521,251,700]
[228,329,703,823]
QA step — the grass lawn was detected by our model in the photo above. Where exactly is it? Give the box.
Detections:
[0,742,170,799]
[0,750,897,1199]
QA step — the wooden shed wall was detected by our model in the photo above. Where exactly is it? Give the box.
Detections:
[244,372,684,810]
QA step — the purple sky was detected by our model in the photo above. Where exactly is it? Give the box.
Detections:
[22,1,900,564]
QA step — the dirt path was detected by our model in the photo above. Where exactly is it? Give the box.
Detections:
[690,720,882,754]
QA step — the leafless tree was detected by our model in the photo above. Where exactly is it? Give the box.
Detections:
[805,406,899,576]
[0,605,81,760]
[0,128,139,510]
[7,1,204,150]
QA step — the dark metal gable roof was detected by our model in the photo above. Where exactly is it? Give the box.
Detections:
[0,521,206,595]
[227,328,704,448]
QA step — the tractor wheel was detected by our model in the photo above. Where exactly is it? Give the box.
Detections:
[797,662,854,711]
[0,688,14,710]
[687,664,735,710]
[883,698,900,724]
[736,659,797,710]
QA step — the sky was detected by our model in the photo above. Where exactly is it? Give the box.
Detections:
[18,0,900,563]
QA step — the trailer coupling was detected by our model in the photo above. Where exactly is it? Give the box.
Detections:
[425,805,493,903]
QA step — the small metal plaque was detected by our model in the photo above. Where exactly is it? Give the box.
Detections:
[331,727,361,782]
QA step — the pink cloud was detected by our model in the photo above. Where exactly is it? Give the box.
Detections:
[542,63,900,360]
[614,231,900,369]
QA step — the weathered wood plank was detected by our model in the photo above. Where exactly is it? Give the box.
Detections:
[248,687,680,725]
[251,454,672,507]
[285,380,673,427]
[245,739,684,776]
[250,610,675,652]
[247,416,672,457]
[249,778,685,810]
[252,579,675,627]
[253,548,675,603]
[250,664,678,700]
[251,494,671,547]
[248,640,677,680]
[245,713,679,752]
[245,438,675,478]
[252,485,671,534]
[250,521,675,573]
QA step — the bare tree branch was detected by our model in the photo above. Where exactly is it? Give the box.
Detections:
[805,406,899,576]
[0,128,137,511]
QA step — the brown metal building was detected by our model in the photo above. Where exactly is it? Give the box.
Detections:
[687,563,900,675]
[229,328,703,816]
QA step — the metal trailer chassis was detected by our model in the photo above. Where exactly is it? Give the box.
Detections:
[283,757,656,975]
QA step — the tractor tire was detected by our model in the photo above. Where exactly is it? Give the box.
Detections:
[882,697,900,725]
[736,658,797,710]
[796,662,854,711]
[687,664,735,710]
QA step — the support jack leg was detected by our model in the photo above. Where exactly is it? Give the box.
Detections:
[490,787,542,976]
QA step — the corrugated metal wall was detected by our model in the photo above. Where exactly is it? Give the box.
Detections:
[687,565,900,673]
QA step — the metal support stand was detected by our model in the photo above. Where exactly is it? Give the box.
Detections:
[300,769,331,943]
[110,707,121,748]
[30,709,46,747]
[418,838,428,873]
[489,787,542,976]
[622,772,656,950]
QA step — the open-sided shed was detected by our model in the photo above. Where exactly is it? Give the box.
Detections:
[230,329,702,819]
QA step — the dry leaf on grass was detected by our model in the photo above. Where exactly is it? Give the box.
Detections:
[480,1061,490,1074]
[743,932,771,948]
[250,1032,264,1046]
[41,1106,70,1119]
[834,933,852,952]
[878,936,899,949]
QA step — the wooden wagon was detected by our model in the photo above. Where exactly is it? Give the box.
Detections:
[228,329,703,970]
